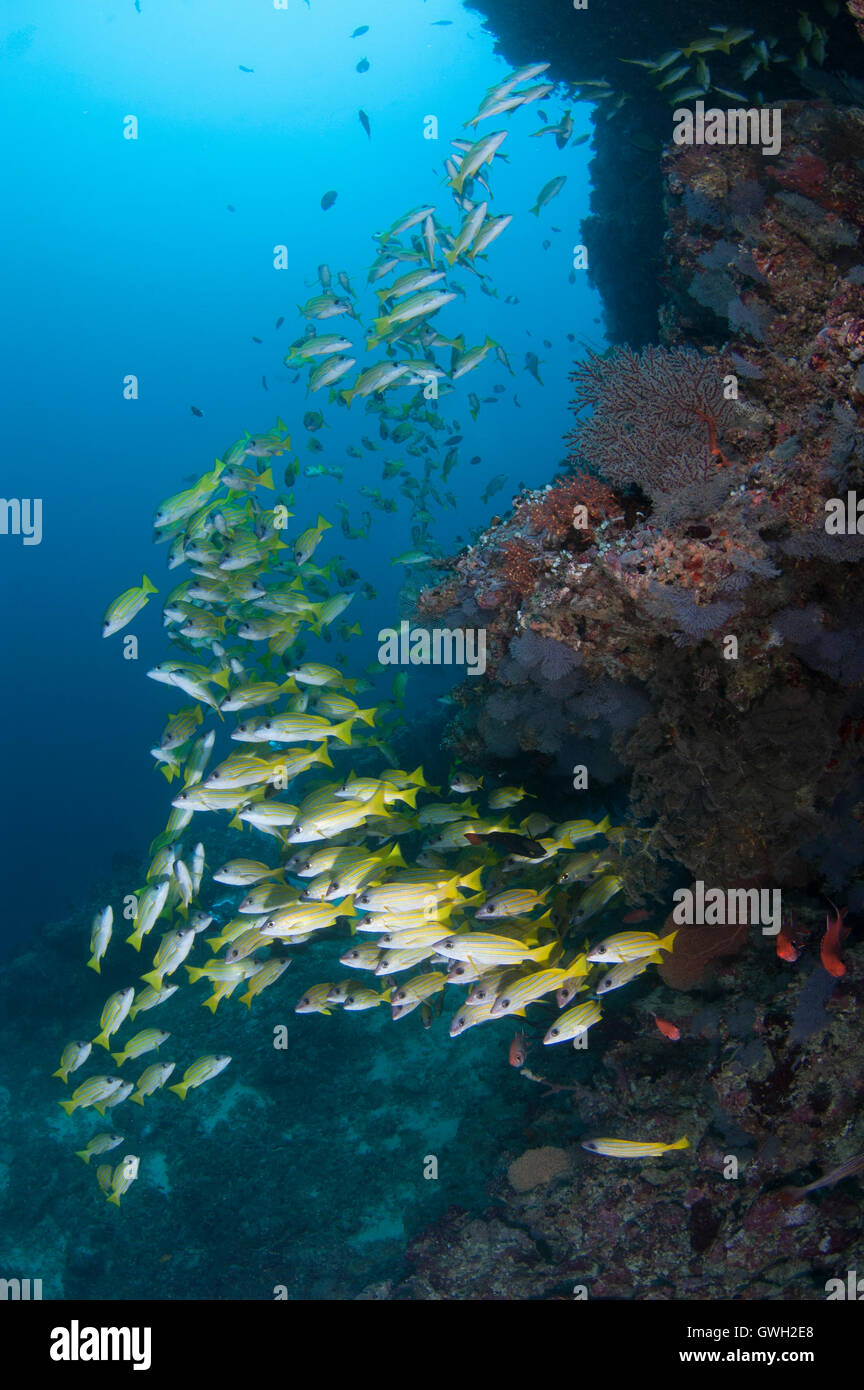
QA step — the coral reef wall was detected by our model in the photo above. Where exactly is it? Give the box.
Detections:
[419,100,864,898]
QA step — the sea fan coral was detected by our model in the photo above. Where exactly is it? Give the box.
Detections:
[567,346,736,496]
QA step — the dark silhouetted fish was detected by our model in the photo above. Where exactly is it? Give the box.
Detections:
[465,831,547,859]
[321,190,338,211]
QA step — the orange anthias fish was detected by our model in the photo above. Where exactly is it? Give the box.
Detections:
[821,903,850,978]
[652,1015,681,1041]
[776,925,799,963]
[509,1029,528,1068]
[623,909,651,924]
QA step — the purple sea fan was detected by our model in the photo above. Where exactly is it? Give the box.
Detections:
[567,346,737,497]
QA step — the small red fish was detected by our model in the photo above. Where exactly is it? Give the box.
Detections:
[776,926,799,963]
[821,902,849,978]
[509,1030,528,1068]
[623,909,651,924]
[652,1015,681,1041]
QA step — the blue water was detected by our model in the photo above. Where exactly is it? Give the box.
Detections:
[1,0,601,943]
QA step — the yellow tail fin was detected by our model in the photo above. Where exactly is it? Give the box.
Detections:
[75,1149,91,1163]
[168,1082,188,1100]
[86,955,101,973]
[669,1136,690,1150]
[529,941,557,964]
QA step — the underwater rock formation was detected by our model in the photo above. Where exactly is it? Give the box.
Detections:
[421,101,864,893]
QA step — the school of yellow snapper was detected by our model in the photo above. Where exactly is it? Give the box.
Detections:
[54,63,690,1203]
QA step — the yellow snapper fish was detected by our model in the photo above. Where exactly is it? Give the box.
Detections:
[418,801,480,826]
[284,791,392,842]
[52,1040,92,1084]
[260,902,348,938]
[102,575,158,638]
[75,1132,124,1165]
[557,850,612,885]
[128,982,179,1020]
[239,958,292,1006]
[434,934,557,967]
[342,985,391,1011]
[87,906,113,973]
[450,129,508,194]
[295,983,335,1014]
[58,1075,123,1116]
[595,958,654,995]
[390,972,447,1006]
[374,941,448,974]
[212,858,286,886]
[160,704,204,751]
[475,887,548,919]
[219,678,297,712]
[140,927,197,990]
[111,1028,170,1068]
[284,662,356,689]
[355,902,455,933]
[375,923,453,950]
[369,289,459,344]
[95,1164,114,1196]
[340,360,410,407]
[490,959,589,1016]
[92,988,136,1050]
[556,815,611,845]
[488,785,533,809]
[125,878,171,952]
[573,873,624,923]
[449,998,508,1036]
[95,1081,134,1116]
[340,942,385,970]
[168,1054,232,1099]
[355,868,483,913]
[586,929,678,964]
[106,1154,140,1205]
[581,1136,690,1158]
[224,930,269,962]
[543,998,603,1045]
[294,514,332,566]
[130,1061,177,1105]
[231,712,354,746]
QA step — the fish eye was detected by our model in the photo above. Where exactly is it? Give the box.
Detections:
[345,996,354,1006]
[500,998,510,1008]
[549,1029,559,1039]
